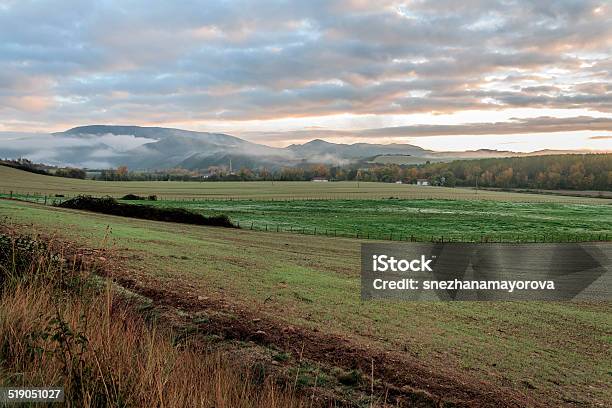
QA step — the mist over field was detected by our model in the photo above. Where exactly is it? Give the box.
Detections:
[0,131,157,167]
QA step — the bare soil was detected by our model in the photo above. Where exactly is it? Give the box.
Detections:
[66,243,542,407]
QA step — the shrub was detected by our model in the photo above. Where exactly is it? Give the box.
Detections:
[54,167,87,179]
[120,194,145,200]
[58,196,236,228]
[0,234,53,289]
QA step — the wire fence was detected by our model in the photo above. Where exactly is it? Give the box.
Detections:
[236,220,610,243]
[0,189,607,204]
[1,192,610,243]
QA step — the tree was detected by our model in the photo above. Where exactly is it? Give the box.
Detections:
[497,167,514,187]
[55,167,86,179]
[568,163,585,189]
[238,167,253,180]
[310,164,329,178]
[116,165,129,180]
[441,171,456,187]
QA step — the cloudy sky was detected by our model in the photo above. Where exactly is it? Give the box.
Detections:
[1,0,611,151]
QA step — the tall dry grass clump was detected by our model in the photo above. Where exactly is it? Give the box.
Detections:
[0,231,305,407]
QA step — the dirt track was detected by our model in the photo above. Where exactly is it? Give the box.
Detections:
[0,222,545,407]
[85,250,541,408]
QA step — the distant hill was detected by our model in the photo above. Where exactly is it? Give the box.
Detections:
[365,155,446,166]
[1,124,607,170]
[287,139,427,159]
[428,148,603,159]
[52,125,290,170]
[365,148,610,166]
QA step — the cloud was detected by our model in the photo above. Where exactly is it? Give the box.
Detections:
[362,116,612,137]
[244,116,612,144]
[0,0,611,130]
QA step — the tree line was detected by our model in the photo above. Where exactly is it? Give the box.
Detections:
[0,158,86,179]
[9,154,611,191]
[212,154,610,190]
[347,154,610,190]
[416,154,611,190]
[95,154,611,190]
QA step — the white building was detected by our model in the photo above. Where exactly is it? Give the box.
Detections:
[416,179,429,186]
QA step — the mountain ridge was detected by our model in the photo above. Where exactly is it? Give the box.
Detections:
[1,124,608,170]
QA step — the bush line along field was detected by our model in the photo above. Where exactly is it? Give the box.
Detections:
[58,195,236,228]
[0,199,609,407]
[1,165,610,203]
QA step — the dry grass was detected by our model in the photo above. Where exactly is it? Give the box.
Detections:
[0,233,307,408]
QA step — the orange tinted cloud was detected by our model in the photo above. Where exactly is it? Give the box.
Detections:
[0,0,610,135]
[5,96,53,112]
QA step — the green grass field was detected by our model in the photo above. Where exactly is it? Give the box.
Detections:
[127,198,612,242]
[1,199,610,407]
[1,165,610,203]
[4,166,611,242]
